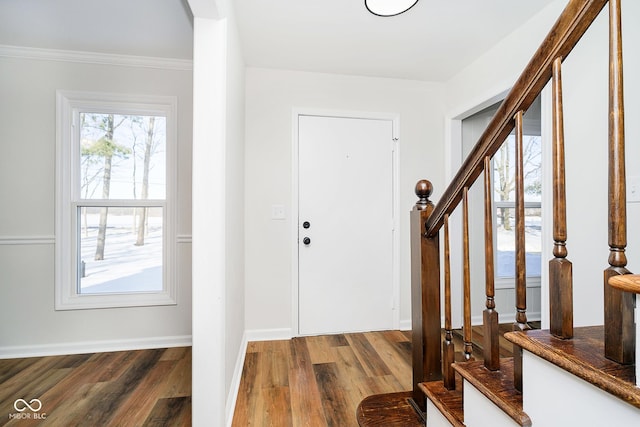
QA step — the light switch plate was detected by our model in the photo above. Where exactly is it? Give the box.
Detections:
[628,176,640,203]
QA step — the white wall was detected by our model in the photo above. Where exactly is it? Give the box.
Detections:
[444,0,640,328]
[223,9,247,423]
[244,68,445,336]
[444,1,567,117]
[0,53,193,354]
[562,0,640,325]
[189,0,246,424]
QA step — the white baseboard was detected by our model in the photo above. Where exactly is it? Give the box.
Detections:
[226,331,248,427]
[245,328,293,342]
[0,335,192,359]
[471,311,542,326]
[399,319,412,331]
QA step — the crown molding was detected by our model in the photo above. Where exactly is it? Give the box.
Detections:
[0,44,193,71]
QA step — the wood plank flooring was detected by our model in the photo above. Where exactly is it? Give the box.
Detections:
[232,331,413,427]
[0,347,191,426]
[0,324,533,426]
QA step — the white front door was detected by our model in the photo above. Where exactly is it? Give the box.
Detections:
[297,115,394,335]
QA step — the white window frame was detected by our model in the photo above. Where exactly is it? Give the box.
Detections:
[55,90,178,310]
[493,201,542,290]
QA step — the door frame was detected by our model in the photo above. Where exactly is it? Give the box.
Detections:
[291,108,401,336]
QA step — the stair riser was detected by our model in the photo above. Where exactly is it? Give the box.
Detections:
[426,398,457,427]
[523,352,640,425]
[464,382,522,427]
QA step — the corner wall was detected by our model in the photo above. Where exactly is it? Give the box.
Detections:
[189,1,246,425]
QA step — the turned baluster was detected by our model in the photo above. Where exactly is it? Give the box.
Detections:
[462,186,473,360]
[483,156,500,371]
[410,180,442,413]
[514,110,529,332]
[549,56,574,339]
[604,0,634,364]
[443,214,456,389]
[513,110,530,392]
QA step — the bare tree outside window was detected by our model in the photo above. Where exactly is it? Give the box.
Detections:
[493,135,542,231]
[78,112,166,294]
[493,134,542,278]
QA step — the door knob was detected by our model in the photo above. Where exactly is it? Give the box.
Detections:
[303,221,311,229]
[303,237,311,245]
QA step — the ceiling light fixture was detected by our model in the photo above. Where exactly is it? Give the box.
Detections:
[365,0,419,17]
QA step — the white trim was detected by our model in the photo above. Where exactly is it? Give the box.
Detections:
[0,236,55,245]
[291,108,401,336]
[539,83,554,330]
[392,135,401,329]
[225,331,248,427]
[446,89,547,329]
[471,311,541,326]
[55,90,178,310]
[0,44,192,71]
[245,328,294,342]
[399,318,412,331]
[0,335,192,359]
[176,234,193,244]
[450,87,512,122]
[291,113,300,336]
[495,277,542,291]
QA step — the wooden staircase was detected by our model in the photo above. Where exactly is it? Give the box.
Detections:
[357,325,531,426]
[358,0,640,425]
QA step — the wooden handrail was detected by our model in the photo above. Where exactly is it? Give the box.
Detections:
[424,0,608,238]
[406,0,635,417]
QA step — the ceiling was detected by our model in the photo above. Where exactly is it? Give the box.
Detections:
[0,0,557,82]
[0,0,194,60]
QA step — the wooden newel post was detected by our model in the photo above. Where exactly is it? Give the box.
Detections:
[410,180,442,413]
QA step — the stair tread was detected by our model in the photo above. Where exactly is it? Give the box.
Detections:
[453,358,531,426]
[419,377,465,427]
[355,391,423,427]
[505,325,640,409]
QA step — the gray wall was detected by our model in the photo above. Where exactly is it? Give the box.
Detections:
[0,53,193,354]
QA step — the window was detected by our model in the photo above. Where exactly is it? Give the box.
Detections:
[493,133,542,284]
[56,91,177,310]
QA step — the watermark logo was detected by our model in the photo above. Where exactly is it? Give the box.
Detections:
[14,399,42,412]
[8,398,46,420]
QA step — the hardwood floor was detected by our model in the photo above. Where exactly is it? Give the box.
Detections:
[231,330,413,427]
[0,347,191,426]
[0,324,532,426]
[233,324,541,427]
